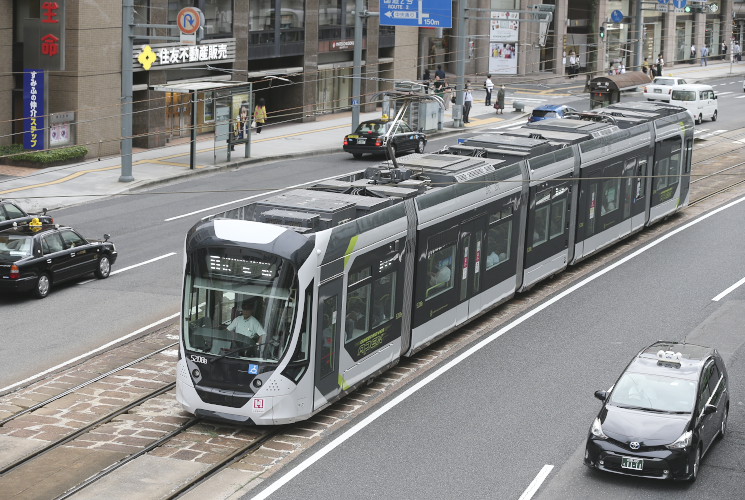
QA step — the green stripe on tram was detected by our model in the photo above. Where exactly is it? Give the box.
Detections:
[344,235,358,268]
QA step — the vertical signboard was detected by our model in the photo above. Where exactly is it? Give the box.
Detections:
[489,12,519,75]
[23,1,66,71]
[24,70,45,151]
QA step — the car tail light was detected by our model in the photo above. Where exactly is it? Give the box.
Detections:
[643,86,647,93]
[344,137,349,146]
[9,265,20,279]
[376,138,383,147]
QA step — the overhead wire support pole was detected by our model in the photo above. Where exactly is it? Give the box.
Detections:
[120,0,135,182]
[352,3,379,132]
[635,0,643,71]
[454,0,467,128]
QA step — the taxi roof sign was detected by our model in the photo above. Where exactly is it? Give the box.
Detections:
[657,350,683,365]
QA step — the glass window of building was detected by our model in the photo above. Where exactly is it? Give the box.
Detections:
[169,0,233,37]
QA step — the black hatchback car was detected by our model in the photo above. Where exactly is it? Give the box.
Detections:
[0,200,53,231]
[585,341,729,481]
[0,224,117,298]
[343,118,426,159]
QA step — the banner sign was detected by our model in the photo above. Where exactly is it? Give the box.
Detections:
[24,70,45,151]
[490,11,520,42]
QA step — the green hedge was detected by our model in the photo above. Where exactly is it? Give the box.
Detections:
[0,145,88,164]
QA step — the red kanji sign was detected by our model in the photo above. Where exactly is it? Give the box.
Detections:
[41,33,59,56]
[41,2,60,23]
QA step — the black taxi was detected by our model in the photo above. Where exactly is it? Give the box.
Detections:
[585,341,729,481]
[343,117,427,159]
[0,223,117,298]
[0,200,53,231]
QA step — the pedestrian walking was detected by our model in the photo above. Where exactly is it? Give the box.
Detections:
[642,57,649,75]
[656,54,664,77]
[253,98,267,134]
[569,52,578,78]
[463,84,473,124]
[435,64,446,80]
[422,68,431,93]
[722,41,727,60]
[494,85,505,114]
[736,43,742,62]
[433,74,445,104]
[701,45,709,66]
[690,44,696,63]
[484,74,494,106]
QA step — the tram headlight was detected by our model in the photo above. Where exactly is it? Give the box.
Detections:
[191,368,201,379]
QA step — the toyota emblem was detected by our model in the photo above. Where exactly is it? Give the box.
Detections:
[630,441,641,450]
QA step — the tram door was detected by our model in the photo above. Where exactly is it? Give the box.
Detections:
[314,277,342,411]
[166,92,192,139]
[458,216,487,318]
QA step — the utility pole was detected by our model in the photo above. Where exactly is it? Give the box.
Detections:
[453,0,467,128]
[120,0,134,182]
[635,0,643,71]
[352,0,364,131]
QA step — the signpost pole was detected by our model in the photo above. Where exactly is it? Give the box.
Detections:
[635,3,643,71]
[352,0,364,132]
[120,0,135,182]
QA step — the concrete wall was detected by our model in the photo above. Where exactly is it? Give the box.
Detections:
[0,0,12,146]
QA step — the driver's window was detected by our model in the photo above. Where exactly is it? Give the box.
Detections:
[42,234,64,254]
[60,230,86,249]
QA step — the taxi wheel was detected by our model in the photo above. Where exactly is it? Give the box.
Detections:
[352,153,363,160]
[690,447,701,482]
[95,255,111,279]
[712,110,717,122]
[416,139,425,154]
[34,274,51,299]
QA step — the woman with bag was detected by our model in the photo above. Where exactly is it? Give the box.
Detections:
[253,98,267,134]
[494,85,505,114]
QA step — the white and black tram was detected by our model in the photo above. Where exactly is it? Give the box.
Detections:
[177,102,694,425]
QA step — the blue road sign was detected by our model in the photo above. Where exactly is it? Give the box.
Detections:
[380,0,452,28]
[611,10,624,23]
[657,0,670,4]
[673,0,686,8]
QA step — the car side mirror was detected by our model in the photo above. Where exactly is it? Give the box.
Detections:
[594,390,608,401]
[104,233,111,242]
[703,403,717,415]
[42,208,48,215]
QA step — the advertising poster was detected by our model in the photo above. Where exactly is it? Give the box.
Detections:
[23,69,45,150]
[489,43,518,75]
[490,11,519,42]
[230,92,251,145]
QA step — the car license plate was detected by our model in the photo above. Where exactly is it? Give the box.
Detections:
[654,89,661,93]
[621,457,643,470]
[357,138,366,144]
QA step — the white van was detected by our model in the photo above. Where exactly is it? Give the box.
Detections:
[669,84,718,124]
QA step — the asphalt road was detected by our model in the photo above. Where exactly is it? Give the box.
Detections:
[253,191,745,500]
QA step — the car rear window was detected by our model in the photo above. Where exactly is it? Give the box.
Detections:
[0,234,33,261]
[656,79,674,86]
[671,90,696,101]
[532,110,557,118]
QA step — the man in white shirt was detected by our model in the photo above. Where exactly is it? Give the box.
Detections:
[484,74,494,106]
[227,302,265,346]
[463,84,474,124]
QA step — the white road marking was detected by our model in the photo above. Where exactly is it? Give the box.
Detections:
[735,95,745,99]
[0,313,180,394]
[78,252,177,285]
[251,194,745,500]
[518,465,555,500]
[164,169,364,222]
[712,275,745,301]
[716,91,733,96]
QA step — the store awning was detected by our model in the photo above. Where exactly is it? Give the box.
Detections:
[587,71,652,92]
[151,80,250,94]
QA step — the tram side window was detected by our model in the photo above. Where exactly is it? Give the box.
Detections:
[601,178,621,216]
[667,151,681,184]
[372,272,396,327]
[654,158,669,191]
[486,212,512,269]
[532,205,550,247]
[319,296,337,378]
[346,267,371,342]
[634,161,646,201]
[426,245,456,300]
[549,198,566,239]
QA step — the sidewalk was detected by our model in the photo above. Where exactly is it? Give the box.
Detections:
[1,59,742,214]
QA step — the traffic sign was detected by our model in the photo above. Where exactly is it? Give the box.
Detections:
[673,0,686,7]
[611,9,624,23]
[380,0,452,28]
[177,7,202,35]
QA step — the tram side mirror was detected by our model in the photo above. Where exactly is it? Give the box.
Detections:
[594,390,608,401]
[104,233,111,242]
[42,208,48,215]
[703,403,717,415]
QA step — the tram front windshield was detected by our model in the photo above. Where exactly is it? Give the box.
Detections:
[183,249,297,364]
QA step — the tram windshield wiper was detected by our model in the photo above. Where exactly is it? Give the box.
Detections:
[209,342,267,365]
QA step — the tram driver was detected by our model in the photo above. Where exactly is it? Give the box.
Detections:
[227,301,266,351]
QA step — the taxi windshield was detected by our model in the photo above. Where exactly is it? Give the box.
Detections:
[609,372,696,413]
[183,250,297,364]
[0,234,33,262]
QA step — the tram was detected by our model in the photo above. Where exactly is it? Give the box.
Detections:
[176,101,694,425]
